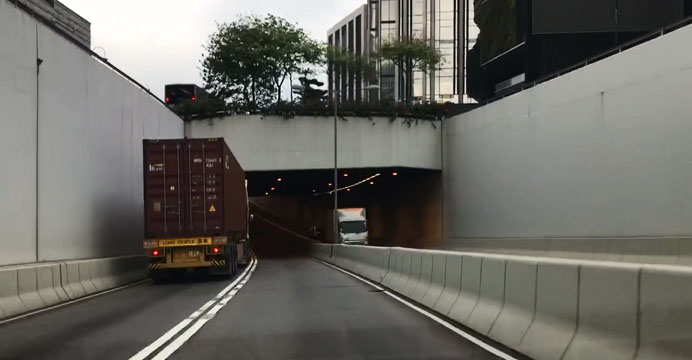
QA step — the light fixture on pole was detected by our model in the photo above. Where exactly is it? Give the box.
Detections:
[92,46,108,61]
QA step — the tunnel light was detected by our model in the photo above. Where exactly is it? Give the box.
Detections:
[277,178,282,182]
[312,189,316,193]
[392,172,399,176]
[265,192,269,196]
[343,173,349,177]
[314,173,382,196]
[271,187,276,191]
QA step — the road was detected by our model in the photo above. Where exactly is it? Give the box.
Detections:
[0,240,507,360]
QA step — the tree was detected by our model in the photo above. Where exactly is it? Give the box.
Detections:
[292,76,327,106]
[202,17,275,110]
[326,47,376,102]
[379,38,442,104]
[201,15,322,111]
[262,16,324,103]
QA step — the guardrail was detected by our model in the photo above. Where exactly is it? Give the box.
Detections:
[314,244,692,360]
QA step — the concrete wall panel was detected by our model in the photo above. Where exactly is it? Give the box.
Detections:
[421,253,446,308]
[564,265,638,360]
[402,253,422,297]
[17,267,44,311]
[489,260,537,347]
[411,253,433,302]
[638,267,692,359]
[186,115,441,171]
[519,263,579,360]
[467,258,506,334]
[445,23,692,249]
[433,254,462,315]
[448,256,481,323]
[0,0,183,266]
[0,0,38,266]
[36,25,183,261]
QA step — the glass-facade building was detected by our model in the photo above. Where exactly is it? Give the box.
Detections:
[327,5,370,103]
[329,1,477,104]
[368,0,477,103]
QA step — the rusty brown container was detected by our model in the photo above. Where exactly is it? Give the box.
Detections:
[143,138,248,240]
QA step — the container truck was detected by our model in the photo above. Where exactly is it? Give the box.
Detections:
[142,138,250,281]
[326,208,369,245]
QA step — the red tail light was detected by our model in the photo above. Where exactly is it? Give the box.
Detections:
[152,249,160,256]
[191,96,196,101]
[212,247,220,254]
[165,97,170,103]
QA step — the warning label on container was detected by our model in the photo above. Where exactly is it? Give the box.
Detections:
[209,204,217,212]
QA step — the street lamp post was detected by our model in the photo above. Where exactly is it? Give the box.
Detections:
[333,89,339,245]
[292,83,379,247]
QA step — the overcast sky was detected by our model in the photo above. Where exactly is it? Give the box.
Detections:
[60,0,365,99]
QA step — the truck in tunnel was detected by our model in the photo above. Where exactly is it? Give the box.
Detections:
[326,208,369,245]
[142,138,250,281]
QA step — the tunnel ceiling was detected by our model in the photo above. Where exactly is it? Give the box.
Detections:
[246,167,440,198]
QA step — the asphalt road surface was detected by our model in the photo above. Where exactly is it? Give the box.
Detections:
[0,238,509,360]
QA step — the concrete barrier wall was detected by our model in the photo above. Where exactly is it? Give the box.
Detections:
[0,0,184,267]
[444,23,692,261]
[313,244,692,359]
[186,115,441,172]
[0,256,146,320]
[450,237,692,266]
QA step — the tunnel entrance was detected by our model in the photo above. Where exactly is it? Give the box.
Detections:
[247,167,442,253]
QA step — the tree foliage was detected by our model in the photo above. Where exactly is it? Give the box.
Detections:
[326,46,377,85]
[379,38,442,103]
[201,15,322,111]
[292,76,327,106]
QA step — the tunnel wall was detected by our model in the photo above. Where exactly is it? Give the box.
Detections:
[444,22,692,262]
[185,115,442,172]
[0,0,184,266]
[252,171,443,249]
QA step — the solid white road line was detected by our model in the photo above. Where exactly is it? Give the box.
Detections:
[151,258,258,360]
[129,256,258,360]
[314,258,518,360]
[0,279,151,326]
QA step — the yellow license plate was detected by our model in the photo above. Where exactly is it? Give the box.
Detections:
[173,248,202,263]
[159,237,212,247]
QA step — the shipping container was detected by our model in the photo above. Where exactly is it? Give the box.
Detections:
[142,138,250,279]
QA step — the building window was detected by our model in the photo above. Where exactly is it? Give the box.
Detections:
[382,0,397,22]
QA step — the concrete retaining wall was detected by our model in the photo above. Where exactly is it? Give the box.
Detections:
[0,256,146,320]
[444,23,692,263]
[186,115,441,172]
[0,0,183,267]
[314,244,692,359]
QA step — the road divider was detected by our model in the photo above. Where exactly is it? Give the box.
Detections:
[448,255,481,324]
[0,255,148,322]
[17,267,45,312]
[313,243,692,360]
